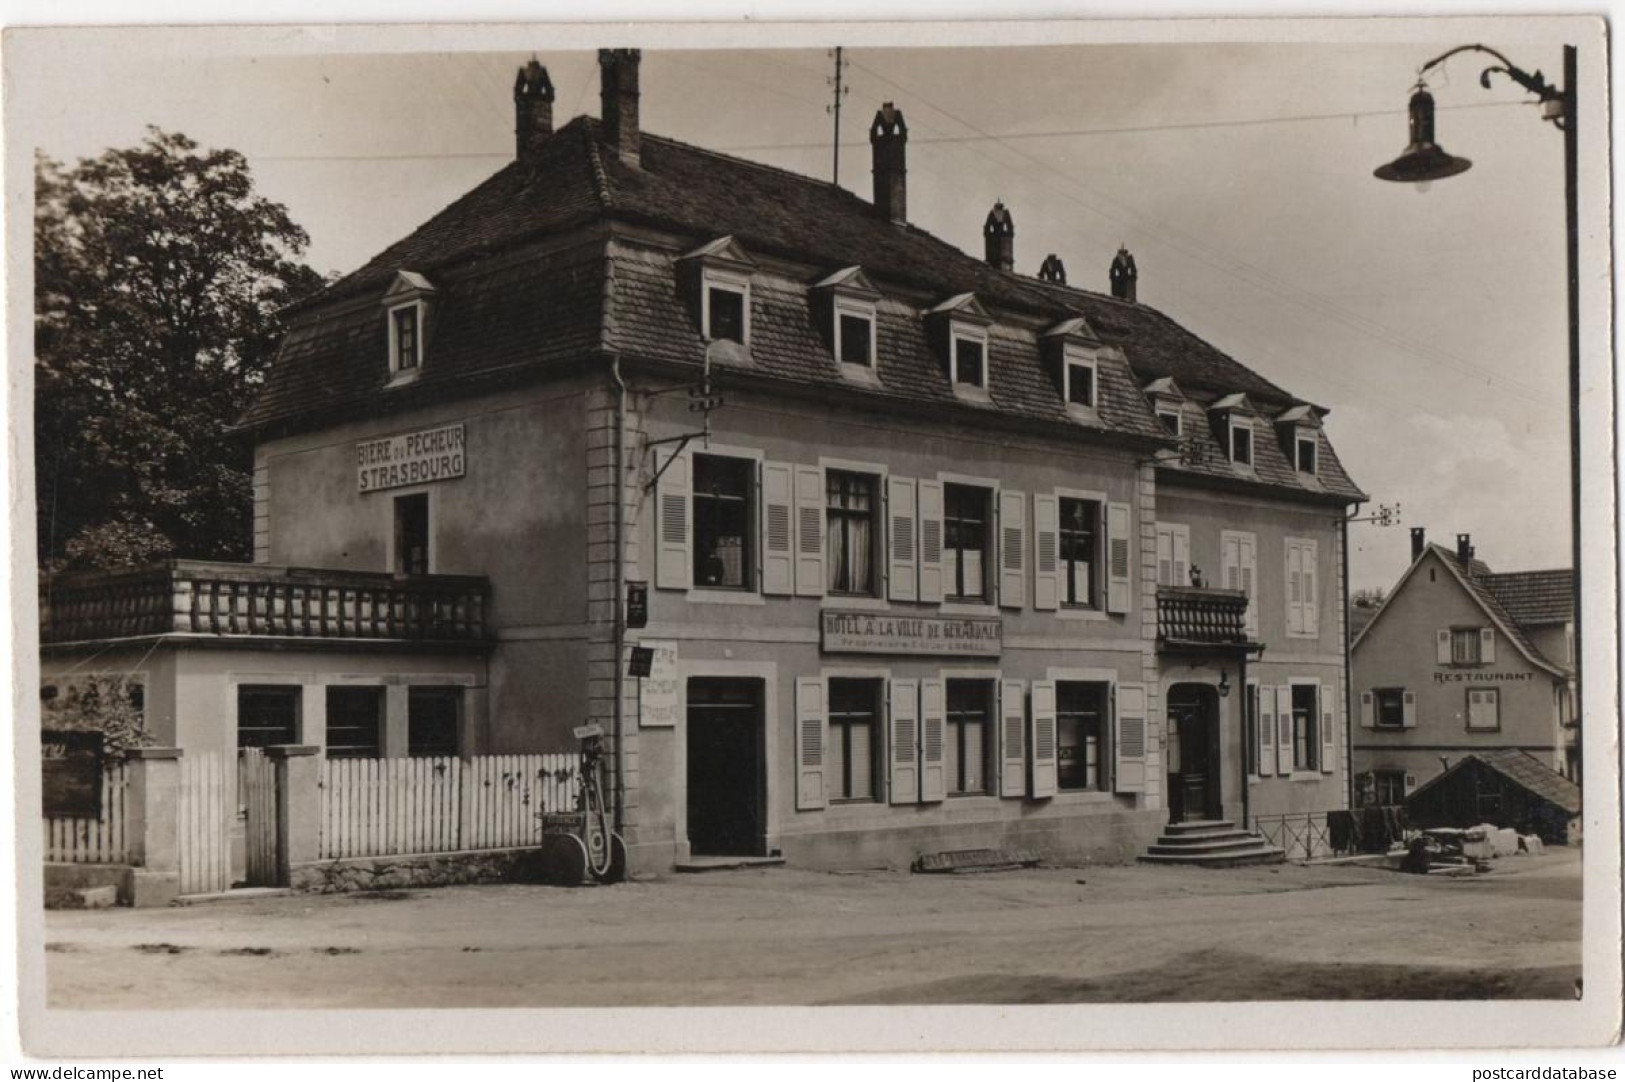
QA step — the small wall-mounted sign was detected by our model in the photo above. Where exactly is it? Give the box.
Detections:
[628,646,655,678]
[356,423,466,493]
[625,580,648,630]
[637,640,680,728]
[42,730,104,819]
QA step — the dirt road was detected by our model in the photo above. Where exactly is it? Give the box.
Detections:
[44,848,1581,1007]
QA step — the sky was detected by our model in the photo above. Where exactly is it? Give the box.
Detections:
[7,23,1596,593]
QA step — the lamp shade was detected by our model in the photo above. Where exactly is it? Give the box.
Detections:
[1374,86,1473,184]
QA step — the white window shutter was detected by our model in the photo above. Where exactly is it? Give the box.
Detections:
[1032,493,1060,611]
[1320,688,1335,774]
[655,450,692,591]
[1286,543,1302,634]
[999,679,1026,798]
[1173,529,1190,588]
[1360,690,1375,729]
[1276,686,1295,775]
[1435,629,1452,664]
[917,480,945,604]
[887,678,920,804]
[760,461,794,596]
[1156,527,1174,587]
[998,489,1026,609]
[1303,543,1319,636]
[918,678,946,802]
[794,677,828,810]
[1479,627,1496,663]
[1221,534,1239,589]
[1029,679,1057,798]
[1106,502,1132,614]
[1240,534,1258,636]
[1258,685,1276,776]
[886,476,917,602]
[1112,682,1146,793]
[1402,690,1417,728]
[793,464,826,597]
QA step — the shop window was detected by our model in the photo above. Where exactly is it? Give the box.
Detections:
[408,687,461,758]
[944,483,990,602]
[1375,687,1406,728]
[827,678,881,802]
[1229,420,1253,466]
[951,330,987,389]
[826,470,877,596]
[693,454,755,590]
[326,687,383,758]
[836,307,875,368]
[1056,681,1107,791]
[1291,684,1319,772]
[394,493,429,576]
[237,686,298,749]
[1467,688,1501,731]
[1058,497,1100,609]
[945,679,993,796]
[1296,434,1318,475]
[1451,627,1483,664]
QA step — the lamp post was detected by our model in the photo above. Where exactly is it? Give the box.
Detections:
[1374,44,1581,783]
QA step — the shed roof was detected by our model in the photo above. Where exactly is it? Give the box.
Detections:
[1406,750,1582,816]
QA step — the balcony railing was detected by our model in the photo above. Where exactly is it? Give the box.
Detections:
[1156,585,1252,649]
[41,560,489,645]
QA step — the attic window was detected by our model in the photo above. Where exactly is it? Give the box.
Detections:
[391,305,421,373]
[952,328,988,389]
[1296,434,1318,475]
[704,271,750,345]
[1229,421,1253,466]
[835,299,875,368]
[1158,409,1182,436]
[1065,354,1097,408]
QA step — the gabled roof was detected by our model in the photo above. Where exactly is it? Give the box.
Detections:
[1275,404,1322,427]
[812,265,881,297]
[1209,392,1256,414]
[1142,376,1186,400]
[1042,316,1100,343]
[678,234,756,269]
[1484,569,1574,627]
[384,270,436,299]
[1406,750,1581,816]
[926,292,992,322]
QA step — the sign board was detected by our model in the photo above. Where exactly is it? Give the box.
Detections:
[627,646,654,678]
[821,610,1003,657]
[638,640,680,728]
[625,581,648,630]
[573,723,604,740]
[356,423,466,493]
[42,730,104,819]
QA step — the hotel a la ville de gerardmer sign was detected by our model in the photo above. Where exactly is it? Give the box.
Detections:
[821,610,1003,658]
[356,423,466,493]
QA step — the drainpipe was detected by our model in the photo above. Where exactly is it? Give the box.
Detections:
[610,355,628,836]
[1238,649,1250,832]
[1342,513,1354,812]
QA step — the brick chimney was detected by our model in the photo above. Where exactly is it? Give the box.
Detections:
[1110,245,1138,302]
[870,102,908,224]
[1038,254,1067,285]
[1456,532,1474,572]
[513,59,556,164]
[983,202,1014,271]
[599,48,642,167]
[1410,526,1426,563]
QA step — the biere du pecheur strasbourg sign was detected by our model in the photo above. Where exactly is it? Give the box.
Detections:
[821,610,1002,657]
[357,423,466,493]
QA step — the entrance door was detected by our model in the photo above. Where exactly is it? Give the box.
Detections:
[238,748,282,887]
[1167,684,1221,822]
[686,677,765,856]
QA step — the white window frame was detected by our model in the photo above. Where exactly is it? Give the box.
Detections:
[949,323,990,391]
[939,667,1003,801]
[1373,686,1407,729]
[687,441,766,605]
[701,267,752,347]
[821,670,889,806]
[386,300,426,381]
[1466,686,1501,731]
[1287,677,1322,777]
[1155,521,1191,588]
[1157,408,1182,436]
[1062,346,1098,412]
[385,486,435,575]
[1296,430,1319,475]
[818,456,889,609]
[1219,528,1258,636]
[1450,626,1483,664]
[1228,417,1254,467]
[1054,486,1108,619]
[832,296,877,369]
[1284,536,1319,639]
[936,469,1000,614]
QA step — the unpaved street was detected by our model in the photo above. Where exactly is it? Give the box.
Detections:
[45,848,1581,1007]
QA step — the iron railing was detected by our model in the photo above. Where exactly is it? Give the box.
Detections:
[1156,585,1251,648]
[1253,805,1409,862]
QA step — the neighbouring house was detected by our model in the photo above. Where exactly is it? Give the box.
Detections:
[40,50,1367,882]
[1350,528,1578,807]
[1403,749,1581,844]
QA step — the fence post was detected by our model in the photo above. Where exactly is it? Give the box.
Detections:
[123,747,183,906]
[268,745,321,888]
[457,757,475,851]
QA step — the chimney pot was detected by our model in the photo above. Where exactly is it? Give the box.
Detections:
[513,59,556,164]
[1110,245,1138,302]
[1038,254,1067,285]
[1410,526,1426,563]
[982,202,1014,272]
[870,102,908,223]
[599,48,642,168]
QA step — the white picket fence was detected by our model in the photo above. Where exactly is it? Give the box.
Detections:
[177,752,232,895]
[318,753,580,860]
[44,761,130,864]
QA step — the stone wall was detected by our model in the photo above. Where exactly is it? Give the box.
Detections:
[290,846,547,893]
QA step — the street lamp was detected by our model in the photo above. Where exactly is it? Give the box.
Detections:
[1374,43,1581,781]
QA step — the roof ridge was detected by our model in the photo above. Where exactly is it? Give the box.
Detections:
[578,119,613,210]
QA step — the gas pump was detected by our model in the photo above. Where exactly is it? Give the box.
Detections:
[538,723,627,885]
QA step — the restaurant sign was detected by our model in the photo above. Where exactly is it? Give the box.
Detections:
[357,424,466,493]
[821,610,1003,657]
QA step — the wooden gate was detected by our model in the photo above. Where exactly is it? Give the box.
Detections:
[238,749,281,886]
[177,752,231,896]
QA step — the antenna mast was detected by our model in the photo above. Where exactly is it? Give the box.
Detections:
[827,46,850,184]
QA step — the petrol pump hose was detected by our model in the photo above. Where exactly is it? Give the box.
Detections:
[581,732,614,880]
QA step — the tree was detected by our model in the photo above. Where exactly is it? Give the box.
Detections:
[1352,587,1387,609]
[35,128,325,572]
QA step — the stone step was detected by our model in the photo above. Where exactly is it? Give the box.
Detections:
[1138,846,1286,868]
[1150,829,1256,847]
[1163,819,1237,835]
[1147,836,1273,857]
[673,855,786,873]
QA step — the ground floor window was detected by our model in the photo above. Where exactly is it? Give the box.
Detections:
[945,679,993,796]
[1466,688,1500,731]
[1291,684,1319,771]
[827,678,880,802]
[1372,770,1407,806]
[408,687,461,757]
[1056,681,1107,791]
[326,687,383,758]
[1375,687,1406,728]
[237,685,298,749]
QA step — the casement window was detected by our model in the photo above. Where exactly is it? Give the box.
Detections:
[951,329,988,389]
[1296,434,1318,475]
[1374,687,1408,728]
[825,471,878,596]
[943,484,990,602]
[1467,688,1501,731]
[692,454,756,590]
[1285,537,1319,637]
[237,686,298,749]
[1155,522,1191,588]
[1058,497,1101,609]
[394,493,429,576]
[835,302,875,368]
[1065,355,1097,408]
[390,304,423,374]
[1229,420,1253,466]
[407,687,461,758]
[1372,770,1409,806]
[703,272,750,345]
[1290,683,1319,772]
[1220,530,1258,636]
[1158,409,1182,436]
[944,679,994,796]
[326,687,383,759]
[1452,628,1483,664]
[1056,681,1108,791]
[827,679,881,802]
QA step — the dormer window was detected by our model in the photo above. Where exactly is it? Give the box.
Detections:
[838,307,874,367]
[1142,376,1188,441]
[1275,404,1324,481]
[391,305,421,373]
[382,270,436,382]
[703,271,749,345]
[1065,354,1097,408]
[1209,392,1259,471]
[1230,421,1253,466]
[1158,409,1182,436]
[928,292,994,398]
[952,329,987,388]
[1296,434,1318,475]
[813,266,881,373]
[1043,317,1104,419]
[680,236,757,352]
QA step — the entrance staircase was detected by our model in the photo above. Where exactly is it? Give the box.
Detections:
[1138,820,1285,867]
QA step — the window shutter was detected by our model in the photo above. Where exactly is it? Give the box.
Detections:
[1156,527,1173,587]
[760,461,794,596]
[1276,685,1294,775]
[1221,534,1240,589]
[887,678,920,804]
[918,678,946,802]
[1112,682,1146,793]
[1239,535,1258,636]
[1257,685,1276,776]
[1106,502,1132,614]
[1360,690,1375,729]
[793,464,826,597]
[917,480,945,604]
[1286,543,1302,634]
[1435,629,1452,664]
[1173,529,1190,588]
[655,449,692,591]
[886,476,918,602]
[1320,688,1336,774]
[1303,543,1319,636]
[1029,679,1057,798]
[794,677,827,810]
[998,489,1026,609]
[999,679,1026,798]
[1032,493,1060,611]
[1402,690,1417,728]
[1479,627,1496,663]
